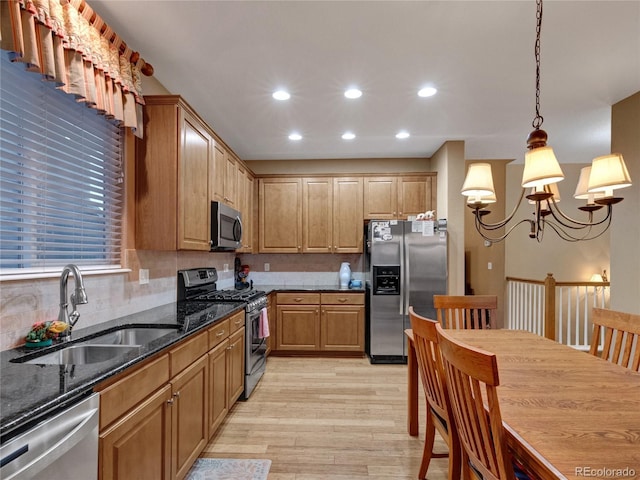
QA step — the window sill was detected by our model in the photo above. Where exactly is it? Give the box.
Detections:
[0,268,132,282]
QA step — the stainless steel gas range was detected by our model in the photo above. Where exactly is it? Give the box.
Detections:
[177,268,267,399]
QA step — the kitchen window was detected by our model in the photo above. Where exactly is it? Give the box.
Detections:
[0,53,124,277]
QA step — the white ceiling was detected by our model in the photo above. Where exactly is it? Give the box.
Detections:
[90,1,640,163]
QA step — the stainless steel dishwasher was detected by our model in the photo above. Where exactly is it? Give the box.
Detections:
[0,393,99,480]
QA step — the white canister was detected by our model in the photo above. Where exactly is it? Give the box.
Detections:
[339,262,351,288]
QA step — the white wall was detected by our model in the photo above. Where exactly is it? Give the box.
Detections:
[610,92,640,313]
[432,141,466,295]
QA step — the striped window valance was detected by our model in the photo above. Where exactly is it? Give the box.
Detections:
[0,0,154,138]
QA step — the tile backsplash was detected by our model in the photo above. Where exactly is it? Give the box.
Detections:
[0,250,364,351]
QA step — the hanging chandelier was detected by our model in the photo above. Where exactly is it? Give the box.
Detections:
[461,0,632,243]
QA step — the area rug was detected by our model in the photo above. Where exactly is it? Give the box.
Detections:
[185,458,271,480]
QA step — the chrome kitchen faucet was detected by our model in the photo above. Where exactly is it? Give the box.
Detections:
[58,264,88,338]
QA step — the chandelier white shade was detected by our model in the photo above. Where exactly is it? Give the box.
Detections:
[587,153,632,195]
[522,146,565,188]
[461,163,495,201]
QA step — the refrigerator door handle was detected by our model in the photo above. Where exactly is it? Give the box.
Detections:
[399,230,405,315]
[404,236,410,315]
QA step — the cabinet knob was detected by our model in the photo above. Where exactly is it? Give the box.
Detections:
[338,298,347,303]
[216,330,225,337]
[294,298,303,302]
[167,398,174,406]
[173,391,180,398]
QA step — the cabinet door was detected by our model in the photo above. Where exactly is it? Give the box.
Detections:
[241,172,254,252]
[224,152,237,206]
[398,176,433,219]
[302,177,333,253]
[363,177,398,219]
[171,355,209,480]
[321,305,365,352]
[100,385,172,480]
[178,110,213,251]
[228,327,245,406]
[236,165,247,252]
[208,339,229,437]
[333,177,364,253]
[212,144,226,204]
[276,305,320,351]
[259,178,302,253]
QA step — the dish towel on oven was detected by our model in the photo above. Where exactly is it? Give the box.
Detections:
[259,307,270,338]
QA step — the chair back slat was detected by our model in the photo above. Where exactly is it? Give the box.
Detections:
[409,308,449,421]
[435,295,498,329]
[436,323,516,480]
[590,308,640,371]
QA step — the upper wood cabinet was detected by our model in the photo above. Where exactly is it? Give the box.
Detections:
[212,144,238,207]
[332,177,363,253]
[259,178,302,253]
[363,175,436,220]
[236,164,254,253]
[136,96,214,251]
[302,177,333,253]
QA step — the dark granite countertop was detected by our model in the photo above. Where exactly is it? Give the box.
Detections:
[0,301,244,442]
[257,284,366,294]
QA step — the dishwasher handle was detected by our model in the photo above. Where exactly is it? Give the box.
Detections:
[0,393,99,480]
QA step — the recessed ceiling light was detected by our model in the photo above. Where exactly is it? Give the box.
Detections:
[396,131,410,139]
[288,133,302,141]
[344,88,362,99]
[418,86,437,97]
[342,132,356,140]
[272,90,291,100]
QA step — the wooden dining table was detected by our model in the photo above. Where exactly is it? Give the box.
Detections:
[405,328,640,480]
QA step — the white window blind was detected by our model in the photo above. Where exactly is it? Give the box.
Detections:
[0,53,124,275]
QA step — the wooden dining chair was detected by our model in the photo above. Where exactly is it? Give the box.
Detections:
[589,308,640,371]
[408,307,461,480]
[435,323,532,480]
[434,295,498,329]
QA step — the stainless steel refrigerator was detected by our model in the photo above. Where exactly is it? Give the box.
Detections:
[365,220,448,363]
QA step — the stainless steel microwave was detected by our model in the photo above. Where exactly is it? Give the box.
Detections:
[211,201,242,251]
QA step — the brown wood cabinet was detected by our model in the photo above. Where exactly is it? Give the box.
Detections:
[332,177,364,253]
[100,385,172,480]
[136,96,214,251]
[363,175,436,220]
[98,311,245,480]
[236,166,255,252]
[302,177,333,253]
[212,144,238,207]
[274,292,365,353]
[259,178,303,253]
[170,355,208,480]
[320,293,365,352]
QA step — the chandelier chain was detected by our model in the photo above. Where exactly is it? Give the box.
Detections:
[532,0,544,129]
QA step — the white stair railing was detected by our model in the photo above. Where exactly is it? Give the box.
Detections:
[506,274,610,350]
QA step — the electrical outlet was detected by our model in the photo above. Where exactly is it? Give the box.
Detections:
[488,262,493,270]
[223,264,229,272]
[139,269,149,284]
[264,263,270,272]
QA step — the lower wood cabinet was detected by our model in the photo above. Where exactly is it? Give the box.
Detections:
[98,312,245,480]
[100,385,172,480]
[171,355,208,480]
[275,292,364,353]
[228,328,245,404]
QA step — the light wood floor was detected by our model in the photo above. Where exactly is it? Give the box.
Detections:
[202,356,449,479]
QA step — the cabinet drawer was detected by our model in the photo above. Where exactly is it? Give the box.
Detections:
[228,310,245,334]
[321,293,365,305]
[99,353,170,429]
[208,319,230,349]
[170,330,208,377]
[277,293,320,305]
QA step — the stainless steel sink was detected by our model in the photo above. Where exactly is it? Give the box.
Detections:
[83,327,179,346]
[21,344,140,365]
